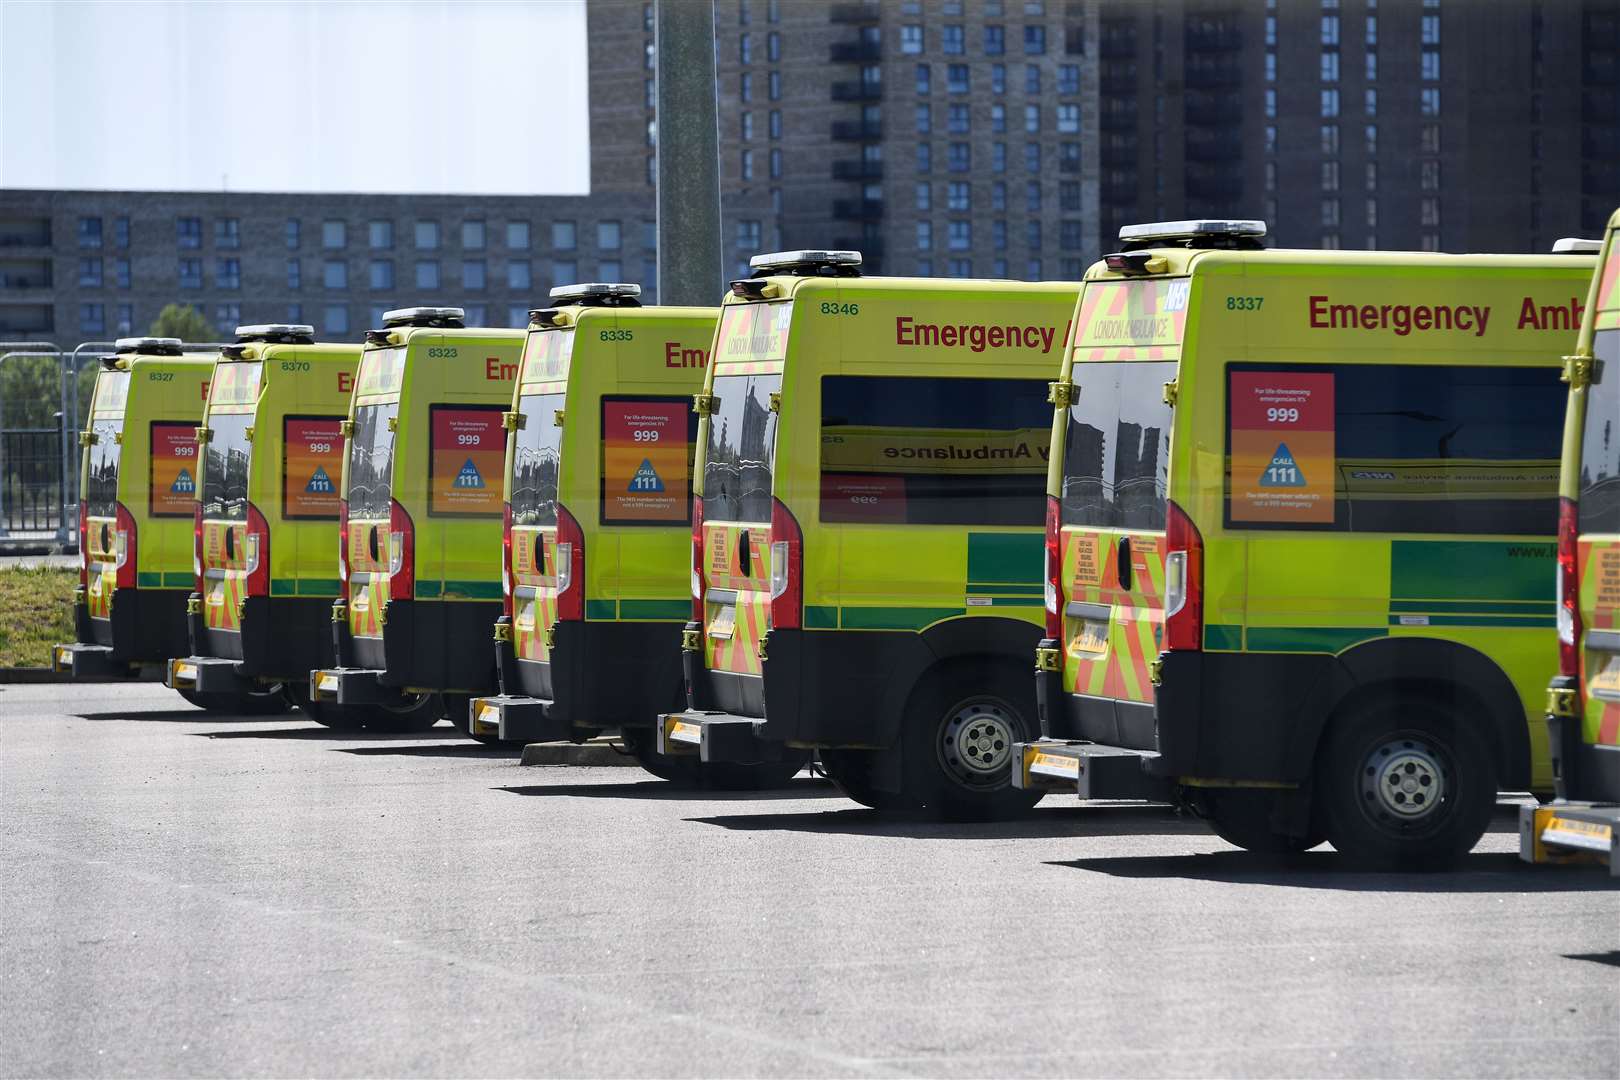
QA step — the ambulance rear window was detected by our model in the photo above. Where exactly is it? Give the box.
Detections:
[1061,361,1175,530]
[201,413,251,522]
[347,402,397,519]
[511,392,565,528]
[84,417,124,518]
[1579,330,1620,535]
[703,373,780,523]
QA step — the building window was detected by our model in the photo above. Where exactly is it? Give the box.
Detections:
[1024,142,1041,173]
[216,258,240,290]
[1321,124,1340,155]
[286,219,300,249]
[943,24,964,53]
[215,218,240,248]
[1321,161,1340,191]
[993,220,1008,249]
[740,72,752,103]
[948,103,970,133]
[1365,124,1377,154]
[1365,50,1377,81]
[985,25,1005,54]
[507,222,531,250]
[915,104,931,134]
[987,104,1005,133]
[741,111,754,141]
[215,303,241,329]
[1025,63,1040,94]
[1266,53,1276,82]
[1420,88,1440,116]
[1420,50,1440,81]
[916,258,933,276]
[1420,125,1441,154]
[769,70,781,99]
[462,221,486,250]
[1265,88,1277,119]
[1321,198,1341,227]
[992,142,1007,173]
[114,258,131,289]
[178,258,202,289]
[1321,51,1339,82]
[1321,12,1339,45]
[1364,88,1378,116]
[991,64,1006,94]
[769,110,782,139]
[415,260,440,289]
[324,305,349,335]
[948,142,971,172]
[287,303,303,322]
[1056,103,1079,133]
[1265,125,1278,154]
[1059,181,1080,211]
[1421,12,1440,45]
[414,221,439,250]
[916,221,933,250]
[948,258,972,277]
[917,143,932,172]
[991,182,1007,211]
[739,32,751,63]
[504,306,527,328]
[80,303,105,334]
[767,32,779,61]
[287,259,301,289]
[1027,258,1042,279]
[177,217,202,248]
[741,149,755,180]
[1365,161,1378,191]
[78,217,103,248]
[553,221,577,250]
[1366,198,1378,227]
[1024,25,1046,54]
[598,221,622,250]
[916,64,931,94]
[1060,221,1084,250]
[113,216,130,249]
[770,148,783,178]
[1420,159,1441,190]
[948,221,972,250]
[1059,143,1080,172]
[1027,220,1043,250]
[1265,161,1278,192]
[369,260,394,290]
[79,257,102,287]
[369,221,393,249]
[1321,88,1340,117]
[947,181,970,210]
[1026,180,1041,211]
[1024,104,1040,133]
[1420,198,1441,227]
[1058,64,1079,94]
[916,182,932,210]
[323,260,347,289]
[321,220,346,249]
[947,64,970,93]
[116,303,133,333]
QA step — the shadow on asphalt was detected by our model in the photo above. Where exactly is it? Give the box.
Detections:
[1051,850,1620,892]
[191,723,457,741]
[335,743,516,758]
[497,776,842,802]
[687,803,1202,839]
[76,709,267,722]
[1563,951,1620,968]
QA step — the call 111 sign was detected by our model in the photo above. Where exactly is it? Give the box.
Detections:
[1228,371,1336,525]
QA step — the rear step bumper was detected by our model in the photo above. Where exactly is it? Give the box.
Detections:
[656,709,789,765]
[309,667,392,707]
[468,694,575,743]
[1012,739,1173,801]
[165,655,250,695]
[51,642,137,680]
[1519,803,1620,875]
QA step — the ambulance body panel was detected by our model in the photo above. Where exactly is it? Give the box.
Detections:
[164,332,360,704]
[471,298,717,746]
[1021,225,1596,865]
[55,345,213,680]
[661,259,1081,814]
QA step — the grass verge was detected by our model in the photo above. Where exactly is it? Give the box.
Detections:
[0,567,76,667]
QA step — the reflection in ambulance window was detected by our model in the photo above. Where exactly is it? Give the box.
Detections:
[1578,332,1619,536]
[819,375,1049,526]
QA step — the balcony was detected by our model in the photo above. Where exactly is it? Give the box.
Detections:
[833,237,884,258]
[0,303,55,335]
[831,80,883,102]
[1184,64,1243,89]
[831,160,884,181]
[830,40,882,63]
[1185,95,1244,126]
[1101,109,1138,132]
[1185,136,1244,162]
[1185,173,1245,201]
[1185,25,1243,52]
[1584,90,1619,122]
[829,3,880,24]
[0,218,51,248]
[1100,33,1136,59]
[831,119,884,141]
[0,260,52,289]
[1102,181,1141,205]
[833,198,885,221]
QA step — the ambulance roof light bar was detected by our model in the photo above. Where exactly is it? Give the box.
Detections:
[746,249,863,278]
[1552,238,1603,255]
[381,306,466,329]
[545,282,644,308]
[113,336,184,356]
[1118,219,1268,251]
[233,323,316,344]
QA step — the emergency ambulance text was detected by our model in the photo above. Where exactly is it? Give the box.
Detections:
[894,316,1063,354]
[1308,295,1491,337]
[664,342,709,368]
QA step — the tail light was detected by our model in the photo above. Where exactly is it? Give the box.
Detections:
[79,501,89,588]
[1162,499,1203,652]
[555,503,585,621]
[337,499,350,600]
[1043,494,1063,638]
[769,497,803,631]
[690,497,706,621]
[1557,495,1582,679]
[387,498,414,602]
[501,503,514,618]
[192,503,204,594]
[244,501,270,597]
[113,502,137,590]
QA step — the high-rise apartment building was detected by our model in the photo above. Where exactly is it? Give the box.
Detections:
[2,0,1615,342]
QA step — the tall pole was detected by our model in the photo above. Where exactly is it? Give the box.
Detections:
[655,0,723,306]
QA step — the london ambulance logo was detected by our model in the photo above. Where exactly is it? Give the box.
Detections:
[629,458,664,493]
[305,466,334,494]
[171,468,194,494]
[454,459,485,489]
[1260,444,1307,488]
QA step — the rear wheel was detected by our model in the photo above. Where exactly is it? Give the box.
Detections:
[366,691,443,734]
[818,748,906,811]
[1195,788,1324,854]
[178,683,291,716]
[896,665,1043,820]
[1316,697,1496,869]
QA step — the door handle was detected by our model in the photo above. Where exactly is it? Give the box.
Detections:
[738,529,752,576]
[368,524,380,562]
[1117,535,1133,591]
[534,533,544,569]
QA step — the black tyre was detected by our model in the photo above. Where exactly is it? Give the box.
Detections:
[623,727,810,789]
[1196,788,1325,854]
[178,683,291,716]
[366,691,443,734]
[1316,697,1496,869]
[285,682,367,731]
[818,747,906,811]
[897,665,1043,820]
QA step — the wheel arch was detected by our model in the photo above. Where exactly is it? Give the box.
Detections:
[886,616,1043,724]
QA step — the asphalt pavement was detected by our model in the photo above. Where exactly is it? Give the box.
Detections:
[2,681,1616,1078]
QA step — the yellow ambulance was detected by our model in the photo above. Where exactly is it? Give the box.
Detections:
[310,308,524,732]
[1015,219,1596,867]
[1521,215,1620,873]
[656,250,1080,816]
[163,325,369,723]
[467,285,752,775]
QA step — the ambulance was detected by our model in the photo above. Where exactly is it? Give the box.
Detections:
[1521,212,1620,874]
[53,338,281,711]
[467,284,774,778]
[163,325,370,725]
[310,308,525,732]
[655,251,1080,817]
[1015,219,1597,867]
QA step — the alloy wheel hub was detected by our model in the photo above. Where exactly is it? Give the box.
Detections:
[1362,738,1446,821]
